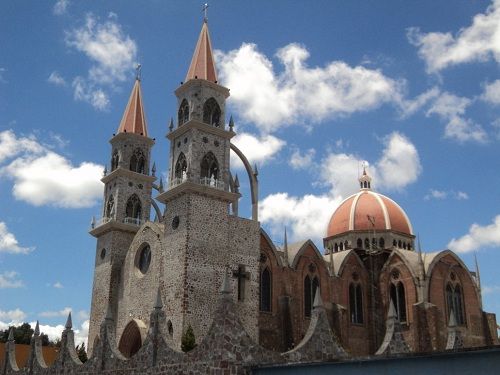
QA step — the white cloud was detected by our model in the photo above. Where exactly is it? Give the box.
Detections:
[408,0,500,73]
[424,189,469,200]
[289,148,316,170]
[53,0,69,15]
[53,281,64,289]
[231,132,285,169]
[40,307,72,318]
[0,222,33,254]
[0,308,26,323]
[48,71,67,86]
[0,130,103,209]
[0,271,24,288]
[65,13,137,110]
[448,215,500,253]
[72,76,110,111]
[66,14,137,85]
[426,92,487,143]
[260,132,421,244]
[483,285,500,294]
[399,87,441,117]
[481,79,500,105]
[216,43,403,132]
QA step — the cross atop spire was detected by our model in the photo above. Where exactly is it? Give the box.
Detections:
[185,20,218,82]
[202,3,209,22]
[117,77,149,137]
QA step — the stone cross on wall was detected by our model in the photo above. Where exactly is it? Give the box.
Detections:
[232,265,250,301]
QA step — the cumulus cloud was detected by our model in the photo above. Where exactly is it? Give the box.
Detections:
[289,148,316,170]
[53,0,69,15]
[0,222,33,254]
[408,0,500,73]
[0,309,26,323]
[64,13,137,110]
[216,43,403,132]
[260,132,421,243]
[0,271,24,288]
[448,215,500,253]
[40,307,72,318]
[426,92,487,143]
[0,130,103,209]
[53,281,64,289]
[481,79,500,105]
[48,71,67,86]
[231,132,286,169]
[424,189,469,200]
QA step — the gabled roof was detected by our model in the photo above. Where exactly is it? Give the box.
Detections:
[185,21,217,82]
[117,79,148,137]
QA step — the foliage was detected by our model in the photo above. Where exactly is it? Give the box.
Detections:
[0,323,52,346]
[181,324,196,352]
[76,342,88,363]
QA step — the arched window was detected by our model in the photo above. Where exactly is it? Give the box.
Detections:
[446,283,465,325]
[111,150,119,171]
[339,242,344,251]
[379,237,385,249]
[130,148,146,174]
[357,238,363,248]
[200,152,219,181]
[398,240,402,248]
[334,243,338,252]
[105,195,115,218]
[202,98,221,127]
[118,320,142,358]
[349,283,363,324]
[372,238,377,248]
[137,245,151,274]
[390,281,407,322]
[304,276,311,318]
[364,238,370,249]
[126,194,142,220]
[178,99,189,126]
[260,267,271,312]
[174,152,187,180]
[393,239,397,247]
[344,240,348,250]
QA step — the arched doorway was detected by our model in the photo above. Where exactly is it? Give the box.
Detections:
[118,320,143,358]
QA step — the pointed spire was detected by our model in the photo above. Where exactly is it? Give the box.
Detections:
[313,287,323,308]
[234,173,240,189]
[117,78,149,137]
[8,327,14,341]
[34,321,40,336]
[65,311,73,329]
[152,162,156,177]
[185,21,217,82]
[228,115,234,132]
[168,117,174,132]
[358,163,372,190]
[91,216,96,229]
[103,165,107,176]
[283,227,289,267]
[154,287,163,310]
[159,177,164,192]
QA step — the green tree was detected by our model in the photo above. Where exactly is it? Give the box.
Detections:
[76,342,88,363]
[0,323,55,346]
[181,324,196,352]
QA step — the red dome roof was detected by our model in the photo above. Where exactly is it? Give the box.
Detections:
[326,190,413,238]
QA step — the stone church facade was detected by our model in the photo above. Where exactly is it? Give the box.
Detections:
[3,18,498,375]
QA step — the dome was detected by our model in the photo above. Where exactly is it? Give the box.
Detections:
[326,183,413,238]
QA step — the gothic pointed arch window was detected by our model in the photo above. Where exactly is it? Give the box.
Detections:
[175,152,187,180]
[200,152,219,181]
[357,238,363,248]
[130,148,146,174]
[260,267,272,312]
[125,194,142,221]
[105,194,115,218]
[446,278,465,325]
[349,283,363,324]
[178,99,189,126]
[202,98,221,127]
[111,150,119,171]
[304,274,320,318]
[389,276,407,323]
[379,237,385,249]
[118,320,142,358]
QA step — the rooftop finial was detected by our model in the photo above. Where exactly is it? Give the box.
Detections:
[202,3,209,22]
[358,162,372,190]
[135,63,142,81]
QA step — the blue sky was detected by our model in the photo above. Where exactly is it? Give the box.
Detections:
[1,0,499,344]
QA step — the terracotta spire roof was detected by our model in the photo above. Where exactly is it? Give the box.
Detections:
[185,21,218,82]
[117,78,148,137]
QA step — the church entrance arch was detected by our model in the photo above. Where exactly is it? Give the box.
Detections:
[118,319,145,358]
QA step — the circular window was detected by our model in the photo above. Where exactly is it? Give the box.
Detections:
[100,248,106,260]
[137,245,151,274]
[172,216,180,229]
[391,269,400,280]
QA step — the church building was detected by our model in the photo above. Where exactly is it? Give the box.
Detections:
[87,19,499,358]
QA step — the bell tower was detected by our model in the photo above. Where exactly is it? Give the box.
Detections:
[156,20,260,348]
[88,76,155,354]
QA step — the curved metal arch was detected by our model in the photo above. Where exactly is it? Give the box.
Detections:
[230,143,258,221]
